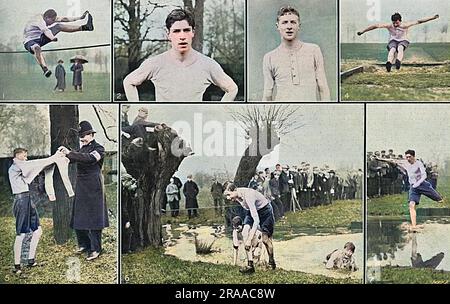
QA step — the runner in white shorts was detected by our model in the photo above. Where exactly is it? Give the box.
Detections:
[23,9,94,77]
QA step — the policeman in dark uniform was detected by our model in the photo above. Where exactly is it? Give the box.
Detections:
[59,121,109,261]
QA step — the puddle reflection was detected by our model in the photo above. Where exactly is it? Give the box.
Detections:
[367,219,450,272]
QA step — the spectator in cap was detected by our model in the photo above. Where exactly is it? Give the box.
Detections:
[183,174,199,218]
[132,107,149,126]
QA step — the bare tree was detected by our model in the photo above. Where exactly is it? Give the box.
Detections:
[94,50,103,72]
[115,0,172,72]
[115,0,206,72]
[204,0,243,61]
[184,0,205,51]
[203,0,243,91]
[228,105,304,186]
[92,105,118,143]
[0,105,48,156]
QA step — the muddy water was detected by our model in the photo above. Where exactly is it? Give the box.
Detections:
[163,225,363,280]
[367,219,450,272]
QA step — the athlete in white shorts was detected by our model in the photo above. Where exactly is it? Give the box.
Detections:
[23,9,94,77]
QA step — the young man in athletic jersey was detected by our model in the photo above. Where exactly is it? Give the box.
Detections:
[357,13,439,72]
[23,9,94,77]
[123,8,238,102]
[262,5,330,101]
[376,149,444,231]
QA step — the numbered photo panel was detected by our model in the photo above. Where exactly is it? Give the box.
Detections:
[114,0,245,102]
[0,104,118,283]
[120,103,364,284]
[367,104,450,284]
[0,0,112,102]
[341,0,450,101]
[247,0,338,102]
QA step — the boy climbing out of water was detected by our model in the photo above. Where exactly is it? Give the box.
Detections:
[325,242,358,271]
[357,13,439,72]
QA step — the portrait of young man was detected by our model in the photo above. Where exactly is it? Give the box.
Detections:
[247,1,337,101]
[120,7,241,102]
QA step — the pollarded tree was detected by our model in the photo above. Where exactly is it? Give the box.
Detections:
[228,105,304,186]
[121,122,189,248]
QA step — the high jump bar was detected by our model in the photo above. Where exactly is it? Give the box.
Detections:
[0,43,110,54]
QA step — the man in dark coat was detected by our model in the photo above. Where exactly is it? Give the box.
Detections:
[278,164,290,213]
[172,175,183,201]
[210,178,224,216]
[299,164,311,208]
[311,167,321,206]
[269,172,283,219]
[328,170,339,203]
[54,59,66,91]
[59,121,109,261]
[319,170,330,205]
[368,153,382,197]
[70,59,84,91]
[183,174,199,218]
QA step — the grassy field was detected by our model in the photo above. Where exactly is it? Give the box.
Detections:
[368,193,449,217]
[341,43,450,101]
[130,197,361,284]
[342,43,450,63]
[0,183,117,284]
[0,217,117,284]
[368,177,450,217]
[374,266,450,284]
[121,247,359,284]
[0,184,12,217]
[280,200,362,228]
[0,72,110,101]
[163,186,362,236]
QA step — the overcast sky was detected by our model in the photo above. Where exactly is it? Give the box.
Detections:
[0,0,111,49]
[341,0,449,43]
[124,104,364,180]
[367,104,450,164]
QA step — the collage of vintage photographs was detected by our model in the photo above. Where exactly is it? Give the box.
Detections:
[0,0,449,288]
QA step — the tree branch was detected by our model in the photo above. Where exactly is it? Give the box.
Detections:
[92,105,117,143]
[118,0,129,11]
[115,15,130,31]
